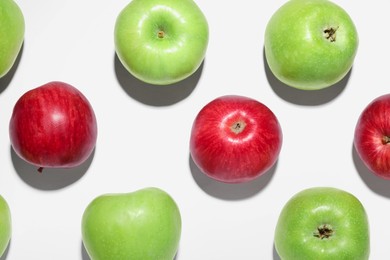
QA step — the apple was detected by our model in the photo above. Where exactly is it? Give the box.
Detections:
[354,94,390,179]
[264,0,358,90]
[82,187,181,260]
[274,187,370,260]
[0,196,11,257]
[0,0,25,78]
[9,81,98,172]
[114,0,208,85]
[189,95,282,183]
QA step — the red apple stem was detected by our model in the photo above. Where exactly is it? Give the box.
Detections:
[37,167,43,173]
[230,120,246,134]
[383,136,390,144]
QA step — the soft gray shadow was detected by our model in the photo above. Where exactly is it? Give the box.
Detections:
[263,47,350,106]
[114,53,203,106]
[190,155,277,200]
[273,244,281,260]
[0,240,10,260]
[11,145,95,190]
[352,144,390,198]
[81,241,90,260]
[0,44,24,94]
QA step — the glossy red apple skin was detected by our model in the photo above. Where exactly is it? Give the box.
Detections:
[354,94,390,179]
[9,81,98,171]
[190,95,283,183]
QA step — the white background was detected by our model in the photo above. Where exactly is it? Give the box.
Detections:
[0,0,388,259]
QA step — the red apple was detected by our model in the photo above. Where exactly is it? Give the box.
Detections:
[9,81,98,172]
[354,94,390,179]
[190,95,283,183]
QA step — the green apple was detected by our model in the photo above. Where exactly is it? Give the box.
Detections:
[81,187,181,260]
[0,195,11,257]
[274,187,369,260]
[264,0,358,90]
[0,0,24,78]
[114,0,208,85]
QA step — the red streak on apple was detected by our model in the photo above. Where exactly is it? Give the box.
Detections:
[9,81,98,171]
[354,94,390,179]
[190,95,282,183]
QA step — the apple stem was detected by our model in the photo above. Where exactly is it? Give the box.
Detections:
[324,26,339,42]
[313,224,333,239]
[230,121,246,134]
[383,136,390,144]
[158,31,165,39]
[37,167,43,173]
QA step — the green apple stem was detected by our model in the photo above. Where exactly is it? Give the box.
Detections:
[157,30,165,39]
[313,224,333,239]
[324,26,339,42]
[230,120,246,134]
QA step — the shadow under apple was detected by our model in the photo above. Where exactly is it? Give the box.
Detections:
[114,53,203,107]
[273,243,281,260]
[189,154,277,200]
[263,47,350,106]
[11,145,95,191]
[81,241,90,260]
[352,144,390,198]
[0,240,10,260]
[0,43,24,95]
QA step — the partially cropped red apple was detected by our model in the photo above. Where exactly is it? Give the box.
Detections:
[354,94,390,179]
[190,95,283,183]
[9,81,98,172]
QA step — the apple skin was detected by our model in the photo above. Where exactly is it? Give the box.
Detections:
[354,94,390,179]
[0,0,25,78]
[274,187,370,260]
[114,0,208,85]
[264,0,358,90]
[0,196,11,258]
[9,81,97,171]
[82,187,181,260]
[190,95,282,183]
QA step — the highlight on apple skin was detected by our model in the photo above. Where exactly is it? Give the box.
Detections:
[190,95,283,183]
[9,81,98,172]
[114,0,209,85]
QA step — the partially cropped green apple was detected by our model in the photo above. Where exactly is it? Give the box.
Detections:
[0,0,24,78]
[274,187,369,260]
[82,187,181,260]
[114,0,208,85]
[0,195,11,257]
[264,0,358,90]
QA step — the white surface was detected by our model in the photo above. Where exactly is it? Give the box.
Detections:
[0,0,388,259]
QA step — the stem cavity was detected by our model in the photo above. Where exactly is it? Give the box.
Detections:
[324,26,339,42]
[382,135,390,144]
[230,120,246,134]
[157,30,165,39]
[313,224,333,239]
